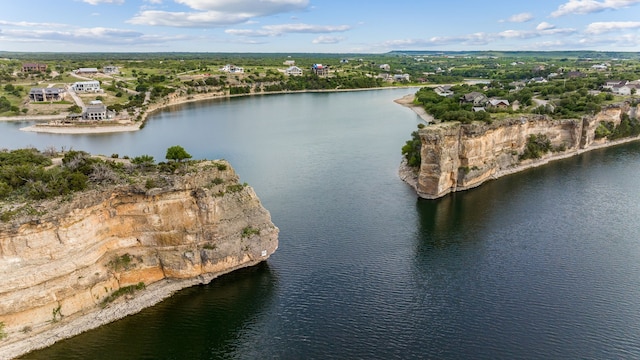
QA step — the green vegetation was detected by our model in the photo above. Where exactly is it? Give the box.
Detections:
[401,124,423,168]
[595,114,640,140]
[0,321,6,341]
[241,226,260,238]
[51,305,62,323]
[520,134,552,160]
[101,282,146,306]
[165,145,192,162]
[109,253,133,271]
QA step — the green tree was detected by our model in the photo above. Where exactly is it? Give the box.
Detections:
[165,145,192,162]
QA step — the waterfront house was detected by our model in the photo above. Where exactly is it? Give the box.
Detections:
[82,101,110,120]
[312,64,329,76]
[393,74,410,82]
[285,66,303,76]
[29,87,65,102]
[71,80,101,92]
[434,85,454,97]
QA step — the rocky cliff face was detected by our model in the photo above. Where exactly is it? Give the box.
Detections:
[0,160,278,358]
[407,103,639,199]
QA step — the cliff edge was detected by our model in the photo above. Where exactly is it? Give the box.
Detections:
[0,159,278,358]
[402,103,640,199]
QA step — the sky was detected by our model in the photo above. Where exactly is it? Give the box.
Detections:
[1,0,640,53]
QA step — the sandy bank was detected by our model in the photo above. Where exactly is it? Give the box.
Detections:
[20,121,142,134]
[393,94,434,123]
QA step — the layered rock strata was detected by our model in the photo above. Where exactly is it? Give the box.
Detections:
[403,103,640,199]
[0,160,278,358]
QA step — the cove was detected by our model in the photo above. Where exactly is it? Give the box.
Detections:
[2,89,640,359]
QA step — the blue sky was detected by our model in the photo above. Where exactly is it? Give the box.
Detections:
[1,0,640,53]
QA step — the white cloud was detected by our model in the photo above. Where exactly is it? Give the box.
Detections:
[312,36,344,44]
[81,0,124,5]
[505,13,534,23]
[226,23,350,37]
[129,0,310,27]
[551,0,640,17]
[585,21,640,33]
[536,22,556,31]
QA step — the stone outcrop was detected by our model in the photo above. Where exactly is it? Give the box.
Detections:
[405,103,640,199]
[0,160,278,358]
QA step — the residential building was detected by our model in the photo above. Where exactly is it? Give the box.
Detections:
[379,64,390,71]
[220,64,244,74]
[82,101,109,120]
[103,65,119,74]
[312,64,329,76]
[29,87,65,102]
[393,74,410,82]
[76,68,99,74]
[434,85,454,97]
[285,66,303,76]
[460,91,488,106]
[612,84,639,96]
[283,60,296,66]
[22,63,47,72]
[71,81,101,92]
[487,99,510,109]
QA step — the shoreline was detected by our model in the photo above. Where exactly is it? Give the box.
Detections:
[0,258,268,359]
[399,133,640,200]
[15,86,423,135]
[393,94,434,123]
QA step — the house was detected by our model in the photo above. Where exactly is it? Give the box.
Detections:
[22,63,47,72]
[285,66,303,76]
[603,80,626,90]
[530,77,547,83]
[71,80,101,92]
[460,92,488,106]
[566,71,586,78]
[340,59,349,64]
[283,60,295,66]
[220,64,244,74]
[82,101,110,120]
[103,65,119,74]
[591,64,608,71]
[76,68,99,74]
[509,81,526,91]
[487,99,510,109]
[29,87,65,102]
[612,84,638,96]
[393,74,410,82]
[434,85,454,97]
[379,64,390,71]
[312,64,329,76]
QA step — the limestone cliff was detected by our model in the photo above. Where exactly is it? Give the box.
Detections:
[0,160,278,358]
[403,103,640,199]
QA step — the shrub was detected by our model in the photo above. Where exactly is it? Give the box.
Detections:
[241,226,260,238]
[520,134,552,160]
[0,322,6,340]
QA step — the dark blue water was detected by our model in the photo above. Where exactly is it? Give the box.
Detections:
[5,90,640,359]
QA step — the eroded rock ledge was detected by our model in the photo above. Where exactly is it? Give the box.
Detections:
[0,160,278,358]
[403,103,640,199]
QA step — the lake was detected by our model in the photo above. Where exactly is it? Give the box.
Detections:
[5,89,640,359]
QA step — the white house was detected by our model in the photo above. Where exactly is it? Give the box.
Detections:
[283,60,295,66]
[434,85,454,97]
[71,80,101,92]
[220,64,244,74]
[393,74,410,82]
[76,68,98,74]
[82,101,110,120]
[285,66,303,76]
[379,64,390,71]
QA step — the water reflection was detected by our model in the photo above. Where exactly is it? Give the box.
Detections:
[23,262,277,360]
